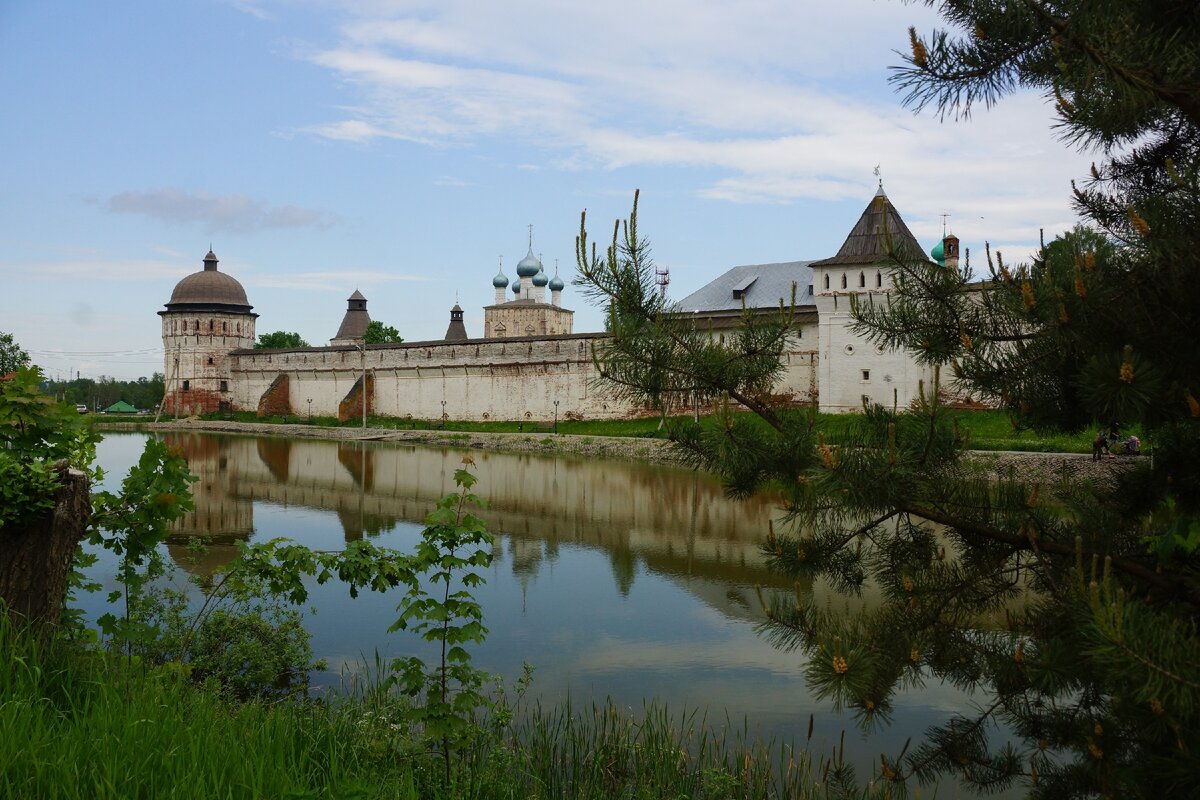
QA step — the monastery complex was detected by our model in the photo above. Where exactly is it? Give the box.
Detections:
[159,187,957,422]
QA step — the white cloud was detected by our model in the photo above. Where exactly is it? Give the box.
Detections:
[0,257,189,282]
[106,187,339,233]
[288,0,1090,247]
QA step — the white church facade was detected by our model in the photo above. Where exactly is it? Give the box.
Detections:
[159,188,955,421]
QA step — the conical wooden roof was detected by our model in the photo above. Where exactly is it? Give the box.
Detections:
[811,188,927,268]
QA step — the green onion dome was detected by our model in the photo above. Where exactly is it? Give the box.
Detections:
[516,246,542,278]
[931,239,945,265]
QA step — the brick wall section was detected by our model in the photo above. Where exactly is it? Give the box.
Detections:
[338,372,374,423]
[164,387,226,416]
[256,373,292,417]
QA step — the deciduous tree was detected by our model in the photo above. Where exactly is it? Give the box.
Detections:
[0,332,29,375]
[255,331,310,349]
[362,321,403,344]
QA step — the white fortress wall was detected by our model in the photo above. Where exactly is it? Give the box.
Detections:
[229,333,639,421]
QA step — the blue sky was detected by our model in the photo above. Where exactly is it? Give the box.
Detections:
[1,0,1092,380]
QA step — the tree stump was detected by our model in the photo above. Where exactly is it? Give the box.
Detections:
[0,463,91,633]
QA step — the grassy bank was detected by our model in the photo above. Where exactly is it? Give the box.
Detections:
[1,622,856,800]
[113,408,1139,454]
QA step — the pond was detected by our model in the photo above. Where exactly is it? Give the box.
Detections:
[87,431,996,785]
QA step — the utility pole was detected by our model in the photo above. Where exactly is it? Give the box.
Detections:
[360,343,367,429]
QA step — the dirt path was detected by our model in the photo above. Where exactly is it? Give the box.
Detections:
[96,419,681,463]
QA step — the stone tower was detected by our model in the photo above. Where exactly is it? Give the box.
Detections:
[809,185,932,412]
[159,249,257,415]
[331,290,371,345]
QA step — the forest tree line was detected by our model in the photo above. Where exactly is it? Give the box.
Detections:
[42,373,164,412]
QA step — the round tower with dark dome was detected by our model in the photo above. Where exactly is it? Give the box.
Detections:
[159,249,257,415]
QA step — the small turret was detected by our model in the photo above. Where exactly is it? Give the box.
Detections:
[331,290,371,345]
[444,304,468,342]
[943,233,960,269]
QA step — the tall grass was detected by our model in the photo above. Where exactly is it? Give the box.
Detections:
[0,618,395,799]
[2,619,879,799]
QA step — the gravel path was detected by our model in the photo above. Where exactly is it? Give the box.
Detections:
[96,419,1144,481]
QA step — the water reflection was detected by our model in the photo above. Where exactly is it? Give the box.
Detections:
[90,431,993,789]
[163,432,797,619]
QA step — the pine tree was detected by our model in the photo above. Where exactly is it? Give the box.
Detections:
[574,5,1200,794]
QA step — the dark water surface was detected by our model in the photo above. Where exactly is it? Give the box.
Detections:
[88,431,994,782]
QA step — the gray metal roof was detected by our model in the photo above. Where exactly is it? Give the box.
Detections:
[676,261,815,313]
[164,250,253,312]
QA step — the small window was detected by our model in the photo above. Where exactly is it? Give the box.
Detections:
[841,274,847,289]
[859,272,866,288]
[823,274,830,290]
[876,272,883,288]
[861,370,871,382]
[807,284,814,296]
[207,357,214,365]
[182,380,190,391]
[219,380,228,392]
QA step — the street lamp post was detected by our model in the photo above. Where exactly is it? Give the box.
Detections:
[554,400,559,434]
[441,400,447,430]
[306,398,312,420]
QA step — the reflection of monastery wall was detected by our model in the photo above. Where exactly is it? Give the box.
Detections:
[171,434,782,579]
[165,432,899,618]
[227,333,634,422]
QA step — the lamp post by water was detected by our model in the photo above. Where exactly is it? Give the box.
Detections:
[441,400,447,430]
[306,398,312,420]
[554,399,559,434]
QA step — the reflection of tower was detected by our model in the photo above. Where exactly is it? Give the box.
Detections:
[163,433,254,575]
[508,537,544,614]
[610,547,637,597]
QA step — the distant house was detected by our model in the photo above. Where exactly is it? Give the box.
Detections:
[104,400,138,414]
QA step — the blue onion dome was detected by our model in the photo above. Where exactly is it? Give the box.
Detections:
[512,280,521,294]
[516,246,542,278]
[548,273,565,291]
[532,267,549,287]
[493,269,509,288]
[931,239,945,265]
